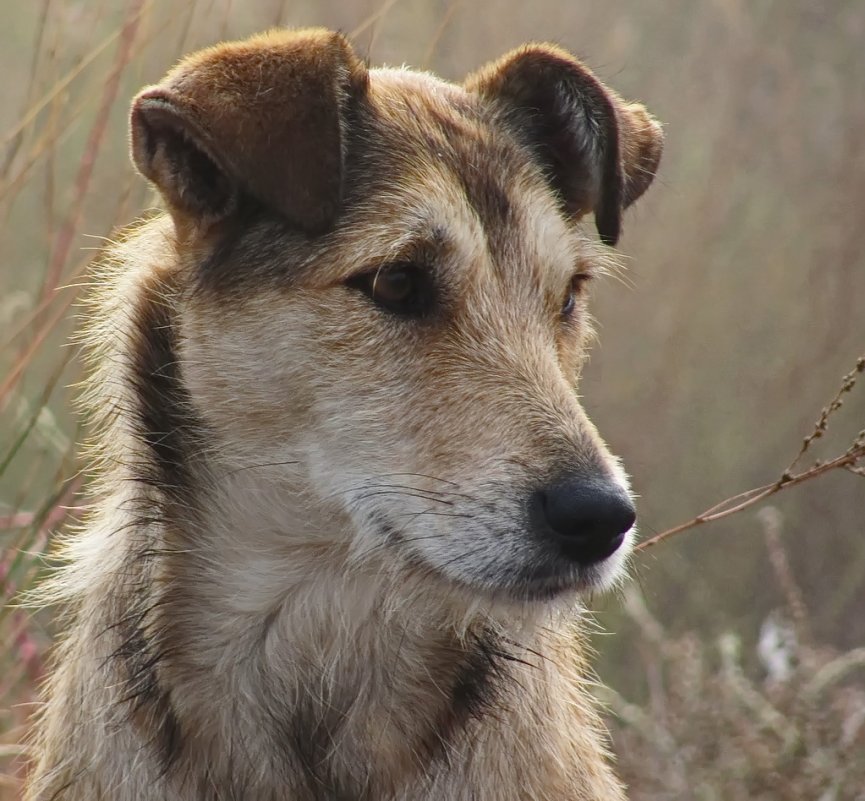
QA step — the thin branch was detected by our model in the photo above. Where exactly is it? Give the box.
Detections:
[636,356,865,553]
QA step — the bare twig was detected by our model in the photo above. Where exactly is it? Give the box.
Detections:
[783,357,864,476]
[637,356,865,552]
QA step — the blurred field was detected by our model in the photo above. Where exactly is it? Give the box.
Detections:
[1,0,863,797]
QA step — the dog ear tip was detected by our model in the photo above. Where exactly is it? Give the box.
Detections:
[626,104,665,151]
[130,91,182,142]
[512,42,574,63]
[132,88,185,121]
[129,91,183,170]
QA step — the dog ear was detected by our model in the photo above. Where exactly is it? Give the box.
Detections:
[130,29,368,234]
[465,45,663,246]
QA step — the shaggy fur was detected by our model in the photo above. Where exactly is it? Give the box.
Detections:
[26,28,663,800]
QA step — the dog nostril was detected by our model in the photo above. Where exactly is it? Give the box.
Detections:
[531,478,636,564]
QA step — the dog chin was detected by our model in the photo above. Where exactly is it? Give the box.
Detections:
[436,550,631,606]
[506,561,625,602]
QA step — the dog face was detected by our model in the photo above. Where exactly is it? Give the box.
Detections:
[130,30,662,602]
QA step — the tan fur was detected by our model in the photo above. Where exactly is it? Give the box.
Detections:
[26,28,662,801]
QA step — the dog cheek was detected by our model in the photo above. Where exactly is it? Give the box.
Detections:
[178,301,320,455]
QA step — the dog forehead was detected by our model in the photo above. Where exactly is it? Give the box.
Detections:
[369,67,468,104]
[356,68,580,273]
[362,68,516,213]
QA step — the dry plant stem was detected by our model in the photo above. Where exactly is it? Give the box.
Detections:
[0,0,51,179]
[40,0,145,301]
[784,356,865,475]
[421,0,463,67]
[760,507,810,640]
[0,29,119,150]
[0,280,77,406]
[636,356,865,553]
[0,500,85,532]
[0,180,139,405]
[350,0,405,39]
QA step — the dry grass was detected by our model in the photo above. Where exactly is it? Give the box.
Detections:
[608,511,865,800]
[1,0,863,797]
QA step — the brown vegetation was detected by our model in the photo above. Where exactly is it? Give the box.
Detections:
[608,510,865,800]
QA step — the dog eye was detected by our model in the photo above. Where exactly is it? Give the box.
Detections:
[346,262,435,318]
[561,273,592,320]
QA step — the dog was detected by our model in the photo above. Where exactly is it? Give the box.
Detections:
[25,27,662,800]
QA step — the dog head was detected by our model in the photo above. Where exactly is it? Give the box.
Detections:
[129,29,662,603]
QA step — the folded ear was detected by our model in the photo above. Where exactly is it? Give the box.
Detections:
[130,28,368,233]
[465,45,663,246]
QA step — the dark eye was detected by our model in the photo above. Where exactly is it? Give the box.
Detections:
[346,262,435,318]
[561,273,591,320]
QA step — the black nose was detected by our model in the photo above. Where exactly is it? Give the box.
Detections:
[529,477,636,564]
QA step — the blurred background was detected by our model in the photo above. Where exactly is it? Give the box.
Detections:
[1,1,863,798]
